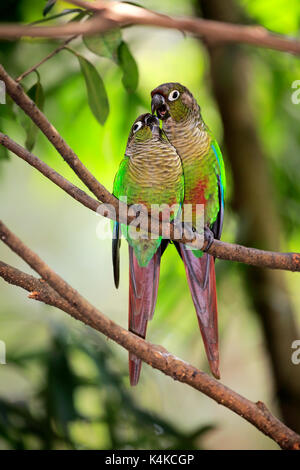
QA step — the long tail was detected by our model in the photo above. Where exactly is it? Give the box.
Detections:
[128,245,161,386]
[178,244,220,379]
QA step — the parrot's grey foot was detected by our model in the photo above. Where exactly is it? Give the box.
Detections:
[203,226,214,252]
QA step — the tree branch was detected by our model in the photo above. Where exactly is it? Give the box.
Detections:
[0,225,299,450]
[0,1,299,56]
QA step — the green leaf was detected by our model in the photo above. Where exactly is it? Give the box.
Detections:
[117,41,138,93]
[76,54,109,125]
[83,28,122,62]
[43,0,57,17]
[26,80,45,151]
[17,77,45,152]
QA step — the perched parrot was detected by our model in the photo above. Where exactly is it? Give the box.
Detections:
[112,113,184,385]
[151,83,226,379]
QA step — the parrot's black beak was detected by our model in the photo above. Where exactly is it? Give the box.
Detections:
[145,114,160,137]
[145,114,160,129]
[151,93,169,120]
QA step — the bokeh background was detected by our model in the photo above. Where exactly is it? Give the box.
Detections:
[0,0,300,450]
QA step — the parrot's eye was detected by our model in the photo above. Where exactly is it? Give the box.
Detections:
[168,90,180,101]
[133,121,143,133]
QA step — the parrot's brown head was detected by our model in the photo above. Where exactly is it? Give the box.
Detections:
[127,113,161,145]
[151,83,199,123]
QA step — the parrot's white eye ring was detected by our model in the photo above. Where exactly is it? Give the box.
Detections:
[168,90,180,101]
[133,121,143,133]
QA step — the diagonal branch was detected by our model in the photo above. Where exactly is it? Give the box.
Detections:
[0,1,300,56]
[0,225,299,450]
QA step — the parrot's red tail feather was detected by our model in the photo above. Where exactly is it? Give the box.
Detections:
[128,246,161,386]
[179,246,220,379]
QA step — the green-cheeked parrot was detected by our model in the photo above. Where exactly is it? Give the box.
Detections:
[112,113,184,385]
[151,83,226,379]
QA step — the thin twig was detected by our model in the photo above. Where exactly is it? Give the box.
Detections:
[16,36,77,83]
[0,227,299,450]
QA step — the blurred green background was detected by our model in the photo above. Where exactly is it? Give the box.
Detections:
[0,0,300,450]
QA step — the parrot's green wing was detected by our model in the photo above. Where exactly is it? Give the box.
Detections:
[112,157,129,288]
[210,138,226,240]
[191,132,226,258]
[113,156,129,199]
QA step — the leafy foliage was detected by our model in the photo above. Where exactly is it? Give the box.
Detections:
[0,4,139,132]
[83,29,123,63]
[84,28,139,93]
[76,53,110,125]
[14,74,45,152]
[24,76,45,151]
[0,326,213,450]
[117,41,139,93]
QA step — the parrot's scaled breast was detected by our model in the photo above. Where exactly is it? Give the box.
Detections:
[163,117,224,227]
[113,126,184,267]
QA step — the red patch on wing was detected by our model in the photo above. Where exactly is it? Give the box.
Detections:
[183,178,208,226]
[185,177,208,206]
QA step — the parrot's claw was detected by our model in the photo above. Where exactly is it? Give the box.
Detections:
[203,226,214,252]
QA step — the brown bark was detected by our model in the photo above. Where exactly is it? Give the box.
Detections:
[199,0,300,432]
